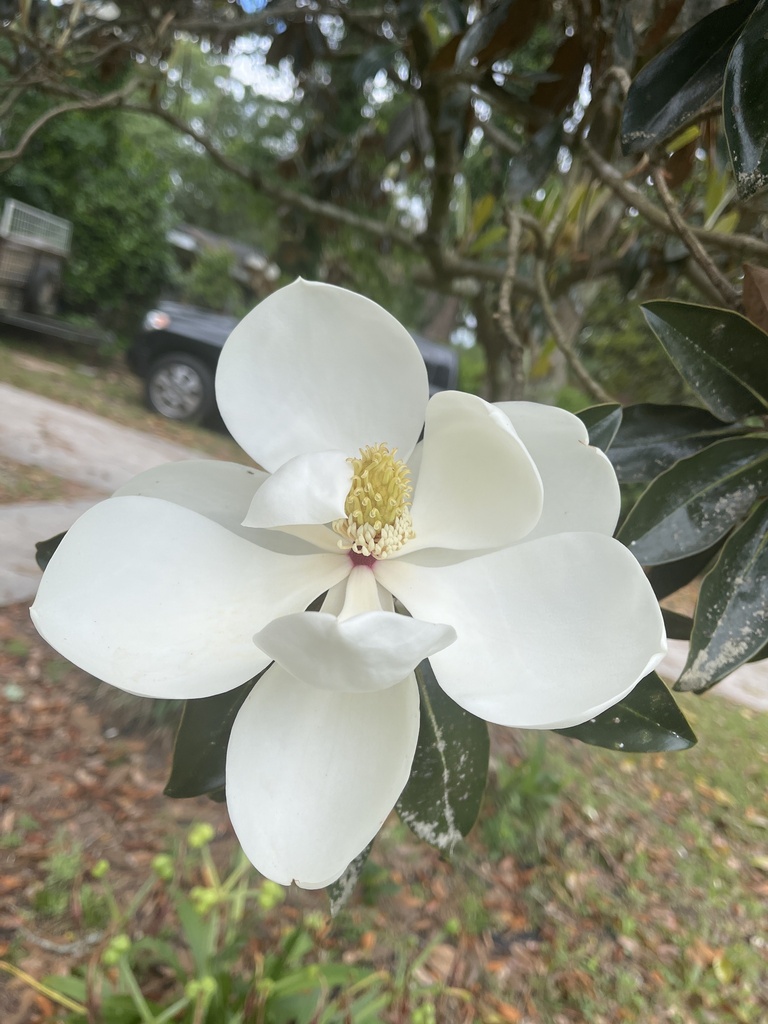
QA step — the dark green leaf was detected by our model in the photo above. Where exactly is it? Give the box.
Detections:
[724,0,768,198]
[609,403,744,483]
[642,301,768,421]
[454,0,542,70]
[576,403,622,452]
[676,499,768,691]
[647,539,725,600]
[351,44,400,87]
[506,120,562,202]
[621,0,759,154]
[35,532,66,571]
[396,659,489,851]
[662,608,694,641]
[164,676,261,798]
[555,672,696,752]
[618,436,768,564]
[327,842,372,915]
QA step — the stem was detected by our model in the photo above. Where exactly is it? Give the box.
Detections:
[651,166,741,309]
[119,960,155,1024]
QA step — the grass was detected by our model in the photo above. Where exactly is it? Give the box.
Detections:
[0,332,245,463]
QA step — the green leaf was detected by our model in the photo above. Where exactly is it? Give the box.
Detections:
[609,403,743,483]
[647,539,725,600]
[327,842,372,915]
[676,499,768,691]
[618,436,768,564]
[576,403,622,452]
[556,672,696,752]
[506,120,562,202]
[396,659,489,851]
[642,301,768,421]
[662,608,694,641]
[724,0,768,198]
[621,0,759,154]
[35,532,66,571]
[164,677,260,798]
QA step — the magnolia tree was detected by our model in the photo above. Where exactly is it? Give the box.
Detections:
[4,0,768,895]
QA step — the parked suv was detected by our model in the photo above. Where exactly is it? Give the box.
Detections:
[128,300,459,425]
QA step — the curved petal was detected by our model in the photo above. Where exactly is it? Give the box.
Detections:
[242,450,350,528]
[226,665,420,888]
[31,496,349,700]
[114,460,267,541]
[496,402,620,539]
[254,567,455,692]
[406,392,543,554]
[216,280,429,472]
[376,533,666,729]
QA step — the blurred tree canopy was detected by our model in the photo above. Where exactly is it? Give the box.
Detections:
[3,0,768,696]
[1,0,765,399]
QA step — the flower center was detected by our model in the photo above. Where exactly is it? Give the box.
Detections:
[332,443,415,559]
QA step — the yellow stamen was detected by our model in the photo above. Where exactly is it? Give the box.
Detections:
[333,443,415,558]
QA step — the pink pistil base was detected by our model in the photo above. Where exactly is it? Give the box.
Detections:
[349,550,376,569]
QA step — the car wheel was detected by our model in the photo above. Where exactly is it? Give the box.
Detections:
[145,354,216,424]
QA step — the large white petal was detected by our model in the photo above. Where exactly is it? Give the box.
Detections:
[216,280,429,472]
[226,665,420,888]
[114,460,267,541]
[255,567,455,692]
[496,402,620,539]
[31,496,349,699]
[376,532,666,729]
[406,392,543,553]
[242,450,350,528]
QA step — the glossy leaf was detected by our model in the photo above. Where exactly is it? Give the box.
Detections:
[724,0,768,199]
[396,659,489,851]
[454,0,543,70]
[742,263,768,333]
[618,437,768,564]
[609,403,743,483]
[576,403,622,453]
[164,676,260,798]
[646,539,725,601]
[327,842,372,914]
[506,120,562,202]
[621,0,759,154]
[662,608,694,641]
[676,500,768,691]
[35,532,66,571]
[642,301,768,421]
[556,672,696,752]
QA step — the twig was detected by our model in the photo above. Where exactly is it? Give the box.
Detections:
[651,165,741,309]
[534,261,614,404]
[17,924,104,956]
[581,140,768,261]
[497,208,526,398]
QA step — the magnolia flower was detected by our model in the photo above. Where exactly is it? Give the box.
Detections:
[31,280,666,889]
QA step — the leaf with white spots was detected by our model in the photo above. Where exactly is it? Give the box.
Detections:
[396,659,489,852]
[327,842,372,915]
[677,499,768,691]
[555,672,696,752]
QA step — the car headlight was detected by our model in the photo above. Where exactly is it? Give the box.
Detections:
[143,310,171,331]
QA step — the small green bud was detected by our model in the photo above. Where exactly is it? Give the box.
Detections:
[91,858,110,879]
[257,879,285,910]
[444,916,461,936]
[187,822,216,849]
[190,885,219,915]
[101,948,121,967]
[151,854,175,881]
[197,975,217,998]
[111,934,132,954]
[303,911,326,934]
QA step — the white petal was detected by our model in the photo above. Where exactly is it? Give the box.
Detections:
[114,460,267,541]
[226,665,420,888]
[242,450,350,528]
[255,567,455,692]
[407,391,543,553]
[216,280,429,472]
[496,402,620,539]
[376,533,666,729]
[31,496,349,699]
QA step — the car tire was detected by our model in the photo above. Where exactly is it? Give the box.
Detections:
[145,353,216,424]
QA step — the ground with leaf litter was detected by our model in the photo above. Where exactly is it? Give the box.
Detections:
[1,598,767,1024]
